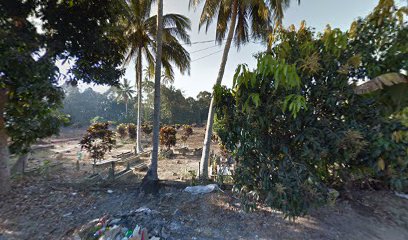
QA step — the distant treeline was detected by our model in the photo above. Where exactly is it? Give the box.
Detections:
[62,81,211,127]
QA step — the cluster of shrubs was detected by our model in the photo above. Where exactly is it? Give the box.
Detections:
[116,123,153,140]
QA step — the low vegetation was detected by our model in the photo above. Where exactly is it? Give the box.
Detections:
[80,123,116,163]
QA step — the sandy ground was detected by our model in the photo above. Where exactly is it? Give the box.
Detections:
[1,127,408,240]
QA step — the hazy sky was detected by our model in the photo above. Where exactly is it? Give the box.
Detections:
[84,0,380,98]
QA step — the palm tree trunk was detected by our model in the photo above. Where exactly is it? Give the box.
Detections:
[125,101,128,115]
[142,0,163,193]
[0,88,10,195]
[136,48,143,153]
[200,0,239,180]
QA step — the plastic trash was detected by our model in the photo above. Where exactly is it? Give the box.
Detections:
[395,192,408,200]
[184,184,218,194]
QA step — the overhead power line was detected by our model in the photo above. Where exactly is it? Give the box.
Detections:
[182,39,220,45]
[191,49,223,62]
[189,44,222,54]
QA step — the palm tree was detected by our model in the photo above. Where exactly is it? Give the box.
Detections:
[114,78,135,115]
[122,0,191,154]
[140,0,163,193]
[189,0,297,179]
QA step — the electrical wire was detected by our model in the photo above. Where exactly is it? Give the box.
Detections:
[189,44,222,54]
[191,49,223,62]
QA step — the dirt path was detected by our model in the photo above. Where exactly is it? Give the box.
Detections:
[1,127,408,240]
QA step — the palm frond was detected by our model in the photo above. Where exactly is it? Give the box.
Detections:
[355,73,408,115]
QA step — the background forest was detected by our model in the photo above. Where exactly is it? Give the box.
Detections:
[62,83,211,126]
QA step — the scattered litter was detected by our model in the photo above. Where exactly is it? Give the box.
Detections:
[395,192,408,200]
[107,189,114,194]
[108,218,121,225]
[71,192,78,196]
[184,184,218,194]
[134,207,159,215]
[63,212,72,217]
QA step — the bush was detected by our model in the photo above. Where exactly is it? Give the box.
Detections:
[141,123,153,135]
[127,123,137,140]
[214,2,408,218]
[80,122,116,162]
[160,126,177,150]
[180,125,193,145]
[183,125,193,136]
[116,123,127,139]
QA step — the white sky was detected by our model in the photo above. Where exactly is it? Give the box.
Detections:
[80,0,380,98]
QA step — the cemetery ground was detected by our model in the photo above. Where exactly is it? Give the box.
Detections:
[0,127,408,240]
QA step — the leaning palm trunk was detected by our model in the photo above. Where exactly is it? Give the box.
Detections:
[142,0,163,192]
[200,0,238,179]
[136,48,143,153]
[0,88,10,194]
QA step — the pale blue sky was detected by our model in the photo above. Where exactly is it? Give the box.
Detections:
[85,0,380,98]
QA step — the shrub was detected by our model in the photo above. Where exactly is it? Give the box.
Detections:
[116,123,127,139]
[180,125,193,145]
[141,123,153,135]
[160,126,177,150]
[80,122,116,163]
[213,2,408,218]
[183,125,193,136]
[127,123,137,140]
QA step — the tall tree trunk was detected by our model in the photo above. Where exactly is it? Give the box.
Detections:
[136,48,143,153]
[200,0,238,180]
[0,88,10,195]
[125,101,128,115]
[141,0,163,193]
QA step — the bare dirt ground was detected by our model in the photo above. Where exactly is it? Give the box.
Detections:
[1,127,408,240]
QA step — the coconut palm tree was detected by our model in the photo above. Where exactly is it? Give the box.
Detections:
[122,0,191,154]
[189,0,298,179]
[114,78,135,115]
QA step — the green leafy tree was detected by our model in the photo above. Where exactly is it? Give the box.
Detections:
[0,0,127,193]
[189,0,298,179]
[122,0,191,154]
[214,1,408,218]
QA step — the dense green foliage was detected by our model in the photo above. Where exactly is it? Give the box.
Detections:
[160,126,177,150]
[80,123,116,162]
[214,1,408,218]
[62,84,211,126]
[0,0,127,153]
